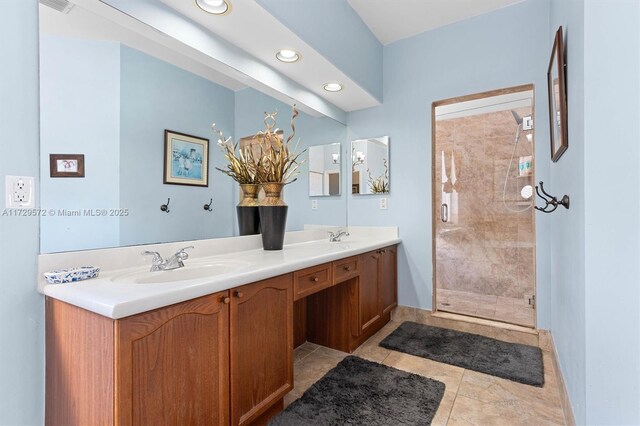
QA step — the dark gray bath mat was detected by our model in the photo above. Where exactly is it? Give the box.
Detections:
[270,355,445,426]
[379,321,544,386]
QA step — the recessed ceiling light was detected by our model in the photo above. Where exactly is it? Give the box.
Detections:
[195,0,231,15]
[275,49,300,63]
[323,83,343,92]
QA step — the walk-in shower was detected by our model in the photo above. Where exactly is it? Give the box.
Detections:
[432,86,536,327]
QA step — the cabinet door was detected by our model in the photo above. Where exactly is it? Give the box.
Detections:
[115,292,230,426]
[230,274,293,425]
[380,246,398,315]
[356,251,381,336]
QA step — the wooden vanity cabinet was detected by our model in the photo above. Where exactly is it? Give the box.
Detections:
[379,246,398,315]
[356,251,382,335]
[46,275,293,426]
[230,275,293,426]
[115,292,231,426]
[306,245,398,353]
[354,245,398,339]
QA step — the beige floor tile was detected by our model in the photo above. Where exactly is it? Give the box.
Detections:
[454,369,565,425]
[298,341,321,352]
[538,330,553,352]
[391,305,417,322]
[293,346,315,364]
[312,345,348,361]
[352,338,392,363]
[292,352,343,395]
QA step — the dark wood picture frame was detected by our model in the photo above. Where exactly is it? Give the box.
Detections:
[163,130,209,187]
[49,154,85,178]
[547,26,568,162]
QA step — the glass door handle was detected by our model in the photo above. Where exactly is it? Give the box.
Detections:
[441,203,449,222]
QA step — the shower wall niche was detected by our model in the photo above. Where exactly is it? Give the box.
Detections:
[432,86,536,328]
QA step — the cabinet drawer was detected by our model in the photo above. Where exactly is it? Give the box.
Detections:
[333,256,358,283]
[293,264,333,300]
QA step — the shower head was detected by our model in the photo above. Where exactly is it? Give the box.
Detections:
[511,110,523,125]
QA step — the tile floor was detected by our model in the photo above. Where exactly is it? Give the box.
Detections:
[437,288,535,327]
[285,320,565,425]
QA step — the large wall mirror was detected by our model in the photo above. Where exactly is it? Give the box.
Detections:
[351,136,390,195]
[308,143,341,197]
[38,3,347,253]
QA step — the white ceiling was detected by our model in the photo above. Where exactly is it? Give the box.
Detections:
[39,2,246,90]
[348,0,524,45]
[159,0,380,112]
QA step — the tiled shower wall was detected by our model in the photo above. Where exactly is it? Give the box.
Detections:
[434,108,535,326]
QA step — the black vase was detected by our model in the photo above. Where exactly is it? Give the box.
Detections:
[258,206,288,250]
[236,206,260,236]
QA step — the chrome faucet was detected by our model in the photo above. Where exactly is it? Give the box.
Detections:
[142,246,194,271]
[328,229,350,242]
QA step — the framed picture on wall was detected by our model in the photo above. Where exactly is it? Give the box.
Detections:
[547,26,568,162]
[163,130,209,187]
[49,154,85,178]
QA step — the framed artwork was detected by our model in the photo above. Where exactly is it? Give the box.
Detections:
[49,154,85,178]
[163,130,209,187]
[547,26,568,162]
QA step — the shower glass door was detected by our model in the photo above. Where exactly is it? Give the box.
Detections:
[432,86,536,328]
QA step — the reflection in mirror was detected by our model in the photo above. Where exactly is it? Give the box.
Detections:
[351,136,390,195]
[38,3,347,253]
[308,143,341,197]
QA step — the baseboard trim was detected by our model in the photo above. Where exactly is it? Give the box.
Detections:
[546,331,576,426]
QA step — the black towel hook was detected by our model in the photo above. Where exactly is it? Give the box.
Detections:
[204,198,213,212]
[160,198,170,213]
[535,182,569,213]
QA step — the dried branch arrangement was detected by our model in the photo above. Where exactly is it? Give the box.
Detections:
[367,158,390,194]
[211,126,260,184]
[254,106,306,184]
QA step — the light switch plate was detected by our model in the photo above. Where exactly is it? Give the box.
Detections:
[311,199,318,210]
[523,116,533,130]
[379,198,388,210]
[5,175,35,208]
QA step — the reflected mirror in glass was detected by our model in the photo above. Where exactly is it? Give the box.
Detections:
[308,143,341,197]
[351,136,389,195]
[38,2,347,253]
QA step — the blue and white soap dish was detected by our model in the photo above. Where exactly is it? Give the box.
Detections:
[44,266,100,284]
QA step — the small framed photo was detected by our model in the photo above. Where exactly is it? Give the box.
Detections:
[163,130,209,187]
[547,26,568,162]
[49,154,85,178]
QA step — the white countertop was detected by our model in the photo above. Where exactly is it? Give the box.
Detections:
[40,227,400,319]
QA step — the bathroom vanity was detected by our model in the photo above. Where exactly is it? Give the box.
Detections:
[42,229,399,425]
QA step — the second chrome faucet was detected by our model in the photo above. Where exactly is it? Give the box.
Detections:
[328,229,350,242]
[142,246,194,272]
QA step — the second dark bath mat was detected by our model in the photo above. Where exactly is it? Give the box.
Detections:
[379,321,544,386]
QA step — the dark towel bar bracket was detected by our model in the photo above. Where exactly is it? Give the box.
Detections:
[535,182,569,213]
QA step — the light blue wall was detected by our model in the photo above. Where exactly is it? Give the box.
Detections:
[119,45,236,246]
[583,0,640,423]
[549,0,586,422]
[0,1,43,424]
[40,35,121,252]
[234,88,347,231]
[257,0,383,102]
[346,0,552,323]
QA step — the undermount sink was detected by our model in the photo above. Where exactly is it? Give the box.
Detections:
[111,260,251,284]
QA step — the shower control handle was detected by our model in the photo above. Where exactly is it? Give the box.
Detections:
[441,203,449,223]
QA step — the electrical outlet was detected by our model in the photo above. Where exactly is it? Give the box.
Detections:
[5,176,35,208]
[523,116,534,130]
[379,198,388,210]
[311,199,318,210]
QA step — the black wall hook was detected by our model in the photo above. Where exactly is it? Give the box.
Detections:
[204,198,213,212]
[535,182,569,213]
[160,198,170,213]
